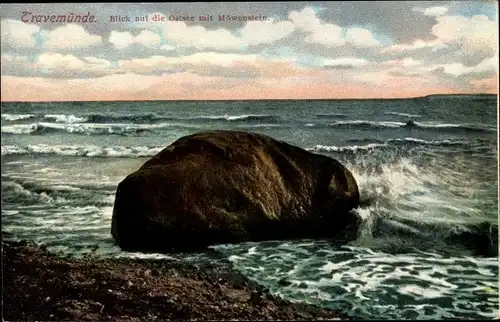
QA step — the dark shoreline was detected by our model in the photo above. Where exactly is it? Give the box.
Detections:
[2,238,348,321]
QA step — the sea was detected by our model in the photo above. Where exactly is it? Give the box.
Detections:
[1,95,498,320]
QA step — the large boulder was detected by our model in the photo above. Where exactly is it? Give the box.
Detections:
[111,130,360,253]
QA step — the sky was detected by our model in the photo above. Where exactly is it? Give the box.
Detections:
[0,1,498,101]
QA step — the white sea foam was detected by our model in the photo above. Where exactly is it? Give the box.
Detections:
[308,143,386,153]
[212,240,498,320]
[196,114,273,121]
[1,121,204,135]
[307,138,472,154]
[326,120,495,132]
[385,112,422,118]
[1,113,36,121]
[330,120,405,128]
[1,124,39,134]
[1,181,67,204]
[44,114,88,123]
[1,144,164,157]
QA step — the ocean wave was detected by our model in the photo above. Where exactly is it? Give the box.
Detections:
[1,113,36,121]
[1,178,116,209]
[329,120,405,129]
[1,113,281,135]
[2,124,40,134]
[389,137,470,146]
[329,120,495,132]
[1,144,165,158]
[370,217,498,256]
[385,112,422,118]
[44,114,88,123]
[2,137,490,158]
[2,112,280,124]
[0,122,175,136]
[1,142,381,157]
[308,138,488,154]
[315,113,348,119]
[86,113,279,123]
[1,181,68,204]
[309,143,386,153]
[194,114,279,122]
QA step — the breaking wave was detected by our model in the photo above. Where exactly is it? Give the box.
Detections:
[0,137,487,158]
[308,138,493,154]
[0,122,197,136]
[385,112,422,118]
[1,144,165,158]
[328,120,495,133]
[1,113,281,124]
[1,113,36,121]
[3,137,494,158]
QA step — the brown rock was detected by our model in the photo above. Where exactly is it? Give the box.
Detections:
[111,130,360,253]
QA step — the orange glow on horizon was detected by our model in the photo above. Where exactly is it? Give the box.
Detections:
[2,74,495,102]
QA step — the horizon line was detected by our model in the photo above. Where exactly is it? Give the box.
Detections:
[1,93,497,104]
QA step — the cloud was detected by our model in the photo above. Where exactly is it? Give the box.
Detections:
[1,3,497,101]
[164,24,243,50]
[109,30,161,49]
[134,30,162,48]
[381,12,497,61]
[380,39,445,53]
[3,48,312,81]
[160,44,176,51]
[126,14,296,50]
[3,50,304,79]
[140,14,244,50]
[127,7,381,51]
[108,31,134,49]
[181,52,259,67]
[1,19,102,52]
[116,52,311,79]
[1,53,35,76]
[38,52,117,77]
[288,7,322,33]
[118,52,259,74]
[345,27,380,47]
[38,52,85,70]
[424,6,449,17]
[289,7,344,47]
[432,14,497,58]
[383,57,423,68]
[1,52,117,78]
[382,55,497,78]
[323,57,370,69]
[0,19,40,49]
[41,24,102,50]
[414,6,449,17]
[239,19,295,45]
[427,56,498,77]
[117,52,261,76]
[82,56,112,67]
[287,7,381,48]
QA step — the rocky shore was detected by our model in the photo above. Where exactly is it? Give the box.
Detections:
[3,239,347,321]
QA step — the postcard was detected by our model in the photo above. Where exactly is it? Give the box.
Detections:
[1,1,498,320]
